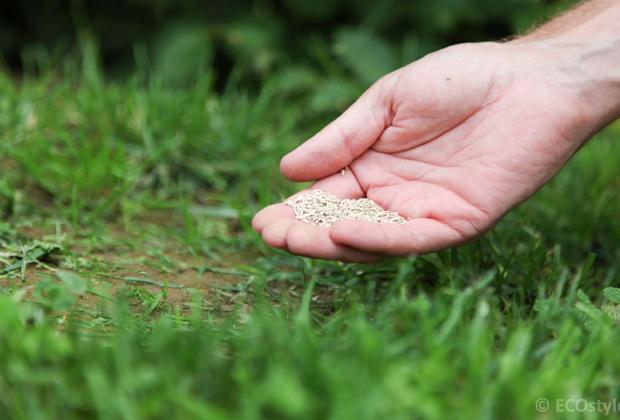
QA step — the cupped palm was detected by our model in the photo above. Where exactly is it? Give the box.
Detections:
[253,42,594,262]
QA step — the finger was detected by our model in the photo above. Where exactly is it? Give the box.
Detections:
[261,218,296,250]
[252,204,294,233]
[280,77,394,182]
[329,218,465,256]
[284,222,384,263]
[260,217,383,262]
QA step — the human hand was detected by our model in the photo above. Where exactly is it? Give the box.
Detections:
[253,40,616,262]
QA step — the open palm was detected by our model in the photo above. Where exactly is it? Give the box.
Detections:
[253,42,595,262]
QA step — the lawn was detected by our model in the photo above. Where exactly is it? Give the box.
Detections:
[0,43,619,419]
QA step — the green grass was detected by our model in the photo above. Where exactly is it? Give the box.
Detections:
[0,56,619,419]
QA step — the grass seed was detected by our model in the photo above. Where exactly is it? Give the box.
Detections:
[286,189,407,227]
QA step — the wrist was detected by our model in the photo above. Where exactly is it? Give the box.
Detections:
[510,1,620,133]
[516,37,620,131]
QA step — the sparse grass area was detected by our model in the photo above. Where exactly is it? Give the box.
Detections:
[0,62,619,419]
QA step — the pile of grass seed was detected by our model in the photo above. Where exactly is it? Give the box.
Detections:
[286,190,406,227]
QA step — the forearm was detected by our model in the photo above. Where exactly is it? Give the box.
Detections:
[524,0,620,40]
[514,0,620,130]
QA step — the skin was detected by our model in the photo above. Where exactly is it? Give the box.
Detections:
[253,0,620,262]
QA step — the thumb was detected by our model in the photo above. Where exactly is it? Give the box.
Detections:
[280,75,395,181]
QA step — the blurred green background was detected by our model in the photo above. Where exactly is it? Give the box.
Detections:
[3,1,620,419]
[4,0,575,89]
